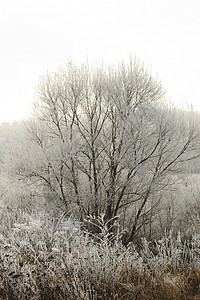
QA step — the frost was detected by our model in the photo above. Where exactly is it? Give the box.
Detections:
[28,217,43,230]
[13,223,28,230]
[0,234,4,242]
[51,247,60,253]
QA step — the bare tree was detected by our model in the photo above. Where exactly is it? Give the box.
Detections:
[16,58,199,244]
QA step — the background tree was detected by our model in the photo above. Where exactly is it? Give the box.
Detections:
[12,58,200,244]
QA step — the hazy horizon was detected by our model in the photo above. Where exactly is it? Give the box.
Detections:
[1,0,200,123]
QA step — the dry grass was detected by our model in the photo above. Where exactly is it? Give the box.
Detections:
[0,206,199,299]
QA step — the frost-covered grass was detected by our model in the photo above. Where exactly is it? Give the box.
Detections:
[0,205,199,299]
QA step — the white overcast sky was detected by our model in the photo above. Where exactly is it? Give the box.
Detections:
[0,0,200,123]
